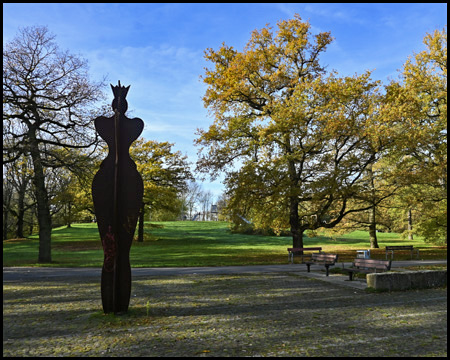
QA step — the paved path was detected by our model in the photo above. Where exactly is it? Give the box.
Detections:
[4,263,447,357]
[3,259,446,287]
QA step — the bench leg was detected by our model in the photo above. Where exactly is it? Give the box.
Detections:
[411,250,420,260]
[306,264,311,273]
[325,265,330,276]
[348,272,353,281]
[289,252,294,264]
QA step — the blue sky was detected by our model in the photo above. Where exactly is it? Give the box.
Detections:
[3,3,447,200]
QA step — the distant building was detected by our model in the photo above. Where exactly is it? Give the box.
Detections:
[211,205,218,221]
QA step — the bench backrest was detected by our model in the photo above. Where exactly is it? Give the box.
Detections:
[287,247,322,252]
[311,253,338,263]
[385,245,413,251]
[353,258,391,270]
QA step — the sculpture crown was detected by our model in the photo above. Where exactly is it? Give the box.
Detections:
[111,80,130,113]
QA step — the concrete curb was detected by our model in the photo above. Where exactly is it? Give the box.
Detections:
[367,270,447,291]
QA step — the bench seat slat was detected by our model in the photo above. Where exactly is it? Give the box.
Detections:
[287,247,322,264]
[343,258,391,281]
[385,246,413,250]
[385,245,419,260]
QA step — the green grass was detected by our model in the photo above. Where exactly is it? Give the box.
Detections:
[3,221,447,267]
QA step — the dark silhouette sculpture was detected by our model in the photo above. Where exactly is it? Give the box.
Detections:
[92,81,144,314]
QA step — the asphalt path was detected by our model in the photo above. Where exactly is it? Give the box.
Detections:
[3,260,446,282]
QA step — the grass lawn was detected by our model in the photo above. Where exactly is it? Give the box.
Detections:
[3,221,447,267]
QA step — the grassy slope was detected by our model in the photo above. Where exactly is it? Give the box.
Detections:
[3,221,447,267]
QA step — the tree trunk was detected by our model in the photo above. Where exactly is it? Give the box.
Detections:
[16,179,28,238]
[289,196,303,250]
[3,207,10,240]
[16,208,25,238]
[408,208,413,240]
[29,205,36,236]
[29,134,52,263]
[368,206,379,249]
[367,164,379,249]
[287,156,304,250]
[368,223,378,249]
[3,186,13,240]
[66,202,72,228]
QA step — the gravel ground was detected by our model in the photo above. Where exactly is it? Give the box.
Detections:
[3,271,447,357]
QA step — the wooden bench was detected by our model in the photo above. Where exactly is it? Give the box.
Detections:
[342,258,392,281]
[385,245,419,260]
[304,253,338,276]
[287,247,322,264]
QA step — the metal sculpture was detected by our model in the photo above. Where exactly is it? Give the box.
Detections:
[92,81,144,314]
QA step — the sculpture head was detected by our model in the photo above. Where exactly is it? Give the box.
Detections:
[111,80,130,114]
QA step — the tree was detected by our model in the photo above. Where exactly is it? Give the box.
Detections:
[321,157,402,248]
[129,138,193,241]
[215,192,228,221]
[3,26,105,262]
[381,27,447,243]
[195,15,382,249]
[3,156,35,238]
[180,180,204,220]
[199,190,214,221]
[3,171,15,240]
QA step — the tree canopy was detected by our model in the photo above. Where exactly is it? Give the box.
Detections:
[380,27,447,243]
[3,26,105,261]
[130,137,193,219]
[196,15,385,248]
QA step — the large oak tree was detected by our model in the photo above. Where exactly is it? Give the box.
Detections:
[195,15,383,249]
[3,26,105,262]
